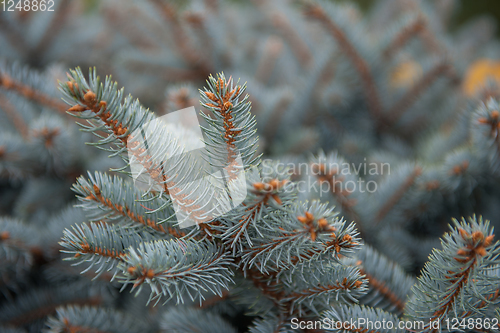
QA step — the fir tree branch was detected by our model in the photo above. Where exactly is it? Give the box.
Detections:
[241,203,360,273]
[374,166,422,225]
[252,0,313,67]
[165,86,198,113]
[160,307,237,333]
[125,60,204,82]
[355,245,416,314]
[29,0,72,63]
[304,3,383,121]
[73,172,182,237]
[312,162,364,236]
[0,93,29,139]
[104,7,158,51]
[0,14,28,54]
[184,11,215,67]
[7,297,102,327]
[404,216,500,332]
[200,73,260,174]
[245,268,288,314]
[0,71,66,112]
[148,0,212,78]
[262,93,293,143]
[285,265,367,315]
[197,290,231,309]
[0,282,104,327]
[271,12,312,68]
[62,68,175,193]
[45,305,149,333]
[385,62,455,127]
[60,222,149,280]
[219,172,292,253]
[322,304,404,333]
[383,16,426,60]
[256,37,284,84]
[0,217,45,268]
[118,239,234,305]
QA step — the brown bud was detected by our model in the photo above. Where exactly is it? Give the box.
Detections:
[472,231,484,243]
[478,117,489,124]
[146,269,155,279]
[0,231,10,240]
[342,234,352,242]
[68,104,86,112]
[305,211,314,220]
[317,218,328,228]
[0,72,13,88]
[297,216,308,224]
[253,182,265,191]
[98,101,107,110]
[205,92,218,102]
[268,179,279,189]
[93,184,101,196]
[459,228,469,239]
[84,90,96,104]
[476,246,487,256]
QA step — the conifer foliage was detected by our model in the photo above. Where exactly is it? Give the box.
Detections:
[1,0,500,332]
